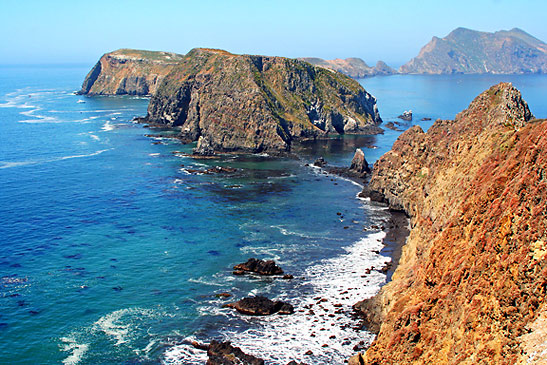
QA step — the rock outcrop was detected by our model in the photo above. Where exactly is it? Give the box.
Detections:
[233,258,284,276]
[226,296,295,315]
[206,341,265,365]
[349,148,370,177]
[79,49,185,96]
[145,49,382,154]
[299,57,397,78]
[356,83,547,363]
[401,27,547,74]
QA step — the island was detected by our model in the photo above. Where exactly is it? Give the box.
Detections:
[299,57,397,79]
[400,27,547,74]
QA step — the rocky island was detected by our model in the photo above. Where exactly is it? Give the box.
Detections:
[144,48,382,154]
[401,27,547,74]
[79,49,185,96]
[299,57,397,78]
[353,83,547,364]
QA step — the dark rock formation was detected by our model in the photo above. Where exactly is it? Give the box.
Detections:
[354,83,547,364]
[313,157,327,167]
[233,258,284,275]
[349,149,370,177]
[401,27,547,74]
[145,48,382,154]
[299,57,397,78]
[226,296,294,315]
[384,122,403,131]
[79,49,184,96]
[207,340,264,365]
[397,110,412,121]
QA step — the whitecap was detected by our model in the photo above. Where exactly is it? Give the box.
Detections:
[0,149,111,169]
[168,229,391,364]
[60,336,89,365]
[101,121,115,131]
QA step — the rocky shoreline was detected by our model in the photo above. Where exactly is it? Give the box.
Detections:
[181,151,412,364]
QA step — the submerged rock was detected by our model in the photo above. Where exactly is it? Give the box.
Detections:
[233,258,284,276]
[226,296,294,315]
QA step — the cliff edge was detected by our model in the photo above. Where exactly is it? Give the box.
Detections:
[79,49,185,96]
[146,48,382,154]
[355,83,547,363]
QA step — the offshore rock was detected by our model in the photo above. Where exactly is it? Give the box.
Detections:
[313,157,327,167]
[401,27,547,74]
[356,83,547,364]
[207,340,264,365]
[349,148,370,177]
[79,49,184,95]
[145,48,382,154]
[226,296,294,315]
[233,258,284,276]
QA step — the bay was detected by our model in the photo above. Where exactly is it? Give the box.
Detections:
[0,66,545,364]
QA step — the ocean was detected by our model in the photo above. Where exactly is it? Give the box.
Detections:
[1,66,546,364]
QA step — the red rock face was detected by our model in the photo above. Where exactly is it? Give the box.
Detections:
[357,83,547,364]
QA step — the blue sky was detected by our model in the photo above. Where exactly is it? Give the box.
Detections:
[1,0,546,66]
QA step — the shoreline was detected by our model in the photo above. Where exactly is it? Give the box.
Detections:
[176,163,411,364]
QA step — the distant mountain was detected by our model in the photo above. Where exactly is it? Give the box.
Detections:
[299,57,397,78]
[400,28,547,74]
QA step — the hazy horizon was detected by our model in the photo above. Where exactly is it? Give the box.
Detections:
[2,0,547,67]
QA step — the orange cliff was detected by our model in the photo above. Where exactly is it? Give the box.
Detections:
[353,83,547,364]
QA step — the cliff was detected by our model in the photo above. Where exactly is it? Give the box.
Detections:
[299,57,397,78]
[79,49,185,96]
[354,83,547,363]
[146,48,382,154]
[401,28,547,74]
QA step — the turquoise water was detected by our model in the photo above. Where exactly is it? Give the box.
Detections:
[0,67,546,364]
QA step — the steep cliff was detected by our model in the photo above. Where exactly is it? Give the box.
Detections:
[401,28,547,74]
[299,57,397,78]
[79,49,185,96]
[355,83,547,364]
[146,48,382,154]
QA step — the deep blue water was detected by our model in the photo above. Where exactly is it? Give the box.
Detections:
[0,66,545,364]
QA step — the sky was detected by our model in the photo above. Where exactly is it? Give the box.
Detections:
[1,0,547,67]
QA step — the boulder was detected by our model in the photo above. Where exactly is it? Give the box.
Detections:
[233,258,284,275]
[207,340,264,365]
[226,296,294,315]
[313,157,327,167]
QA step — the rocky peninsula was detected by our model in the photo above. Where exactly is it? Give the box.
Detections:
[144,48,382,154]
[79,49,184,96]
[353,83,547,364]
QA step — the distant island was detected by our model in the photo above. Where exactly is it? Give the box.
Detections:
[301,28,547,78]
[401,27,547,74]
[298,57,397,78]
